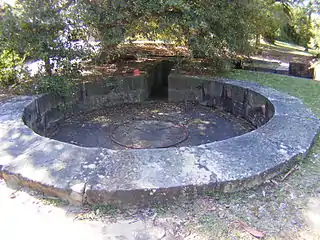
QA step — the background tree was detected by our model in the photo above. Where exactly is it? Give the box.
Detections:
[83,0,260,63]
[1,0,319,91]
[0,0,91,76]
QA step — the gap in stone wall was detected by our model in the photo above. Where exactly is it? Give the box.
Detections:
[148,60,175,100]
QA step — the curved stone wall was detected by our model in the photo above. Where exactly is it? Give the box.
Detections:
[168,74,274,128]
[0,74,319,207]
[23,75,150,136]
[23,73,274,136]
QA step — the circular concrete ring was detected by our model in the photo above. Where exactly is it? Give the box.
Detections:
[0,75,319,207]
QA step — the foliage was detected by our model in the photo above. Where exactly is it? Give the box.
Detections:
[0,0,92,86]
[278,6,313,48]
[252,1,290,44]
[252,0,318,50]
[310,18,320,54]
[83,0,259,63]
[37,75,75,98]
[0,49,25,86]
[1,0,318,92]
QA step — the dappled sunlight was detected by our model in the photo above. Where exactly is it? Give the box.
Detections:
[261,39,313,54]
[0,181,105,240]
[303,197,320,235]
[258,45,313,61]
[275,40,312,53]
[256,39,315,65]
[289,50,314,57]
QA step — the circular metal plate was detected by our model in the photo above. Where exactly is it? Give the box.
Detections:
[111,120,189,149]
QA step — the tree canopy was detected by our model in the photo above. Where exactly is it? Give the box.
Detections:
[0,0,319,90]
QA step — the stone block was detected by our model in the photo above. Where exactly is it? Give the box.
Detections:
[223,84,233,99]
[127,91,143,103]
[231,85,246,103]
[125,76,146,90]
[209,81,224,99]
[168,75,188,90]
[245,105,268,127]
[23,101,38,127]
[266,101,275,120]
[1,76,319,207]
[185,77,206,91]
[34,117,46,134]
[168,89,187,102]
[233,101,245,117]
[247,90,267,108]
[138,89,149,102]
[198,82,213,106]
[36,94,53,116]
[36,94,65,117]
[257,115,320,155]
[289,62,313,78]
[45,107,65,128]
[85,78,121,97]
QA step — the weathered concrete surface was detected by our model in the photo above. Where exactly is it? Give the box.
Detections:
[0,75,319,207]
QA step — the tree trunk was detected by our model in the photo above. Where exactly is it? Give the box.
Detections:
[255,34,260,46]
[44,57,52,76]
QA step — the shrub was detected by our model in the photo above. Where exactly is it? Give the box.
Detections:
[37,75,76,98]
[0,50,25,86]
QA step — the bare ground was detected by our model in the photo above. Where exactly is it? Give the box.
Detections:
[0,137,319,240]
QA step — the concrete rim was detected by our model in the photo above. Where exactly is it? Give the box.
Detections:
[0,76,319,207]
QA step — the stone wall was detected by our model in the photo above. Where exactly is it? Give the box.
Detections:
[23,75,150,135]
[23,71,275,136]
[168,73,274,127]
[289,62,313,79]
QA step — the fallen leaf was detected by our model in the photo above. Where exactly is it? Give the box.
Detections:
[236,220,265,239]
[9,193,16,199]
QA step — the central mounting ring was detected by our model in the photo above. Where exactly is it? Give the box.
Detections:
[110,120,189,149]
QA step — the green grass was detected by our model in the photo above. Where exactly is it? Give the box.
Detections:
[220,70,320,116]
[261,40,314,57]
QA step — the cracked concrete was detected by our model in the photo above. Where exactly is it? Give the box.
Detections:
[0,75,319,206]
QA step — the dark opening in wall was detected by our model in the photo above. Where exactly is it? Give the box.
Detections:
[148,60,175,100]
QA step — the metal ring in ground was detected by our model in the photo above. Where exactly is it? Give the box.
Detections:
[110,120,189,149]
